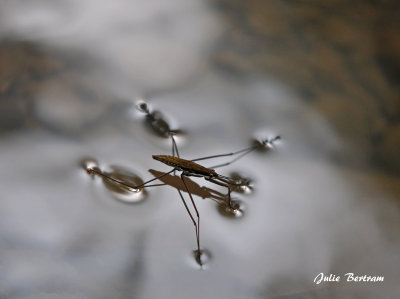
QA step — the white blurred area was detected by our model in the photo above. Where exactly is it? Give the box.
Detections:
[0,1,399,299]
[0,0,221,93]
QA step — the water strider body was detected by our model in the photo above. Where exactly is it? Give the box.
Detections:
[152,154,244,208]
[153,155,217,177]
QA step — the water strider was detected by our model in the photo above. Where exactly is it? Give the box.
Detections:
[85,134,280,266]
[84,100,280,266]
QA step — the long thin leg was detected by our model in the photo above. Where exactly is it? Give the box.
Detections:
[209,148,256,169]
[171,135,175,157]
[190,136,280,168]
[171,134,180,177]
[212,175,245,186]
[181,174,201,254]
[191,147,256,169]
[205,177,233,208]
[176,188,199,245]
[227,187,231,208]
[170,134,180,158]
[142,183,168,188]
[170,133,200,251]
[171,133,202,254]
[89,167,176,190]
[191,146,256,162]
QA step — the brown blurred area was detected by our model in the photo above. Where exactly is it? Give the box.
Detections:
[212,0,400,176]
[2,0,399,175]
[0,42,63,132]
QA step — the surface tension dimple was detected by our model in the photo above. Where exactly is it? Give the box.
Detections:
[217,200,246,219]
[192,249,212,269]
[81,158,148,203]
[228,172,253,194]
[101,166,148,203]
[80,157,101,177]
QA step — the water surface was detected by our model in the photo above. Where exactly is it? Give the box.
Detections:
[0,1,399,298]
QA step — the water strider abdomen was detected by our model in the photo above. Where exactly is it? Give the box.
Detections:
[152,155,217,177]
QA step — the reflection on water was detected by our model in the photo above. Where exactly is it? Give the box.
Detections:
[0,0,399,298]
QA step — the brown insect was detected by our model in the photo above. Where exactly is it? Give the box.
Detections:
[88,135,280,265]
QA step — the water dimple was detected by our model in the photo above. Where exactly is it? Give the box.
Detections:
[169,132,187,148]
[192,249,212,269]
[229,172,253,194]
[251,135,281,152]
[80,157,101,177]
[217,200,246,219]
[102,166,148,203]
[136,99,150,114]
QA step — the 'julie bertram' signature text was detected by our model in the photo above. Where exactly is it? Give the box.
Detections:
[314,273,384,284]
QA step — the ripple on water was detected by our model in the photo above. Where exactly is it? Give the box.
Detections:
[217,200,246,219]
[102,166,148,203]
[250,134,281,153]
[190,249,212,269]
[80,157,101,177]
[229,171,254,194]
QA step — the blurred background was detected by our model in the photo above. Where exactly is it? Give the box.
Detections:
[0,0,399,298]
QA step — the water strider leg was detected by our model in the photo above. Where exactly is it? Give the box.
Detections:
[227,187,232,208]
[208,148,256,169]
[191,146,256,163]
[170,134,180,158]
[190,136,281,169]
[181,174,201,256]
[170,134,200,253]
[191,146,257,169]
[89,167,176,191]
[171,134,201,258]
[205,177,233,208]
[176,188,199,253]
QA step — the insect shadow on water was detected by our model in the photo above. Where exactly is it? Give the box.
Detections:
[136,100,184,141]
[83,101,280,267]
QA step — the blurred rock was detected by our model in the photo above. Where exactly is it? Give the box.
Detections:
[213,0,400,174]
[0,41,63,133]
